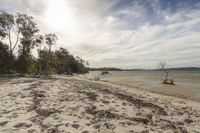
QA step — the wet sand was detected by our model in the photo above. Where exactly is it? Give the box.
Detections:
[0,76,200,133]
[86,71,200,101]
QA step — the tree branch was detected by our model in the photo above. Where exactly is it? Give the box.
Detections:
[8,26,12,54]
[12,30,20,53]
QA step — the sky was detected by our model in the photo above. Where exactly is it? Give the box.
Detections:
[0,0,200,69]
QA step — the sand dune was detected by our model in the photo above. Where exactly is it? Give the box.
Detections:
[0,76,200,133]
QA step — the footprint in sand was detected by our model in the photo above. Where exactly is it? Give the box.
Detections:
[47,127,58,133]
[71,123,80,129]
[122,102,127,106]
[81,131,89,133]
[14,122,32,128]
[27,129,36,133]
[65,123,69,127]
[85,123,91,126]
[93,124,101,129]
[112,101,117,103]
[0,121,8,126]
[121,107,126,110]
[100,104,104,107]
[101,100,110,104]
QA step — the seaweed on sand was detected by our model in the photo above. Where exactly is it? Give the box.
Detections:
[99,88,167,115]
[85,106,151,124]
[77,91,98,101]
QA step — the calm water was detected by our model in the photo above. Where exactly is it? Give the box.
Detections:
[85,71,200,101]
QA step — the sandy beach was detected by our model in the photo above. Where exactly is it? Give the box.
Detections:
[0,76,200,133]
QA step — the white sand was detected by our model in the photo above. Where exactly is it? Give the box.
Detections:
[0,76,200,133]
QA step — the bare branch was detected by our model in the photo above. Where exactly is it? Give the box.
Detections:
[8,26,12,53]
[12,30,20,53]
[158,62,169,84]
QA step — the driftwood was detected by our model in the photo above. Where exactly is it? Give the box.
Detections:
[163,79,175,85]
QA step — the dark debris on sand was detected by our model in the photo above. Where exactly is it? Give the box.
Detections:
[77,91,98,101]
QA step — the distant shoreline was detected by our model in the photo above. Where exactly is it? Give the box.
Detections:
[89,67,200,71]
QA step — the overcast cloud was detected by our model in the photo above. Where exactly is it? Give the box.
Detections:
[0,0,200,68]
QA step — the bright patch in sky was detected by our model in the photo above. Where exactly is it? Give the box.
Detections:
[44,0,75,32]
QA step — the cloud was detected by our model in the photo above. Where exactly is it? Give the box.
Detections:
[0,0,200,68]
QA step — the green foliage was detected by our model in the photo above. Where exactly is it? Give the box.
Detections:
[0,42,10,73]
[54,48,70,74]
[15,13,39,73]
[38,49,54,75]
[45,33,58,52]
[38,48,88,75]
[0,11,88,75]
[16,13,39,39]
[0,11,14,39]
[16,13,39,52]
[15,54,34,73]
[0,11,20,72]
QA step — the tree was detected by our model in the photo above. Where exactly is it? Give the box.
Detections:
[45,33,58,52]
[35,35,44,75]
[16,13,39,54]
[42,33,58,75]
[55,48,70,74]
[0,10,89,75]
[0,11,20,72]
[85,61,90,71]
[158,62,174,85]
[0,41,10,73]
[158,62,168,83]
[38,49,51,74]
[86,61,89,67]
[16,13,39,73]
[37,47,88,75]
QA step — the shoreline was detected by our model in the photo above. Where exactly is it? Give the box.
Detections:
[101,79,200,103]
[0,76,200,132]
[77,75,200,105]
[79,74,200,102]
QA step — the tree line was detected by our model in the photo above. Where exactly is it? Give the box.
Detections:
[0,11,88,75]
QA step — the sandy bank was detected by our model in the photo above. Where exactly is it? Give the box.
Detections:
[0,76,200,133]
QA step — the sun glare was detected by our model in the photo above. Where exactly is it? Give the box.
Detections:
[45,0,74,31]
